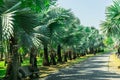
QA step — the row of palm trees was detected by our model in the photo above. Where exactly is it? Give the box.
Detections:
[0,0,56,80]
[0,0,104,80]
[100,0,120,53]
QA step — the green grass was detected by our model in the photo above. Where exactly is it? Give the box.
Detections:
[0,69,6,78]
[0,61,6,79]
[0,57,43,79]
[22,57,43,66]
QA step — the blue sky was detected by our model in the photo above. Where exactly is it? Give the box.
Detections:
[57,0,112,29]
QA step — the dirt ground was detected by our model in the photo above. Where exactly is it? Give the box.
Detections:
[109,53,120,74]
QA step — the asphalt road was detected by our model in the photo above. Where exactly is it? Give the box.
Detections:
[41,53,120,80]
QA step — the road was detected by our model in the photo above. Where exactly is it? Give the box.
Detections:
[41,53,120,80]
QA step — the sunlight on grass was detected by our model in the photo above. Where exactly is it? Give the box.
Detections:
[22,57,43,66]
[0,58,43,79]
[109,53,120,73]
[0,61,5,67]
[0,61,6,79]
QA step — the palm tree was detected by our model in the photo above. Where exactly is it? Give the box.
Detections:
[0,42,3,60]
[101,0,120,36]
[61,18,81,61]
[74,26,103,56]
[0,0,53,80]
[100,0,120,53]
[36,7,76,65]
[34,25,50,66]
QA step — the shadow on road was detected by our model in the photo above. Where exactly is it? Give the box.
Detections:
[45,70,120,80]
[43,54,120,80]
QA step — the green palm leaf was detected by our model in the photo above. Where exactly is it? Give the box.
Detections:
[100,20,120,36]
[1,11,16,40]
[34,25,50,44]
[106,0,120,21]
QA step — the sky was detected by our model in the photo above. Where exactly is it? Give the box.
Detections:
[57,0,112,29]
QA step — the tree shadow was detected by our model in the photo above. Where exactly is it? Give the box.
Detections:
[43,54,120,80]
[44,65,120,80]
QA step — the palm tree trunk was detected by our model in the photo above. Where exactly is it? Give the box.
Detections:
[30,47,37,67]
[30,47,34,66]
[50,51,56,65]
[90,48,94,54]
[63,52,67,62]
[73,51,76,59]
[77,53,80,57]
[29,47,38,78]
[20,54,23,63]
[0,52,3,61]
[11,50,19,80]
[43,44,50,66]
[57,44,62,63]
[118,47,120,53]
[5,37,19,80]
[68,51,72,60]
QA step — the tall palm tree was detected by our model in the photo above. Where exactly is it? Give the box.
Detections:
[0,0,53,80]
[100,0,120,53]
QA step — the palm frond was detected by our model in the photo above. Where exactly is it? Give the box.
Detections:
[1,11,16,40]
[100,20,120,36]
[15,11,39,34]
[34,25,50,44]
[19,32,42,48]
[21,0,56,12]
[106,0,120,20]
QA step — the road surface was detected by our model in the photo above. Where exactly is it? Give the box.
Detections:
[41,53,120,80]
